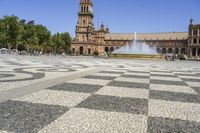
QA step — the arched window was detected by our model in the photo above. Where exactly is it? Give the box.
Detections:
[83,6,85,12]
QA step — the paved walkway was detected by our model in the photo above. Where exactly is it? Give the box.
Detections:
[0,55,200,133]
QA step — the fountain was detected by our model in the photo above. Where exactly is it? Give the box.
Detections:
[110,32,163,59]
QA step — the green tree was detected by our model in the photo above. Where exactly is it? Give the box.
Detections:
[52,33,64,54]
[61,32,71,53]
[0,15,21,50]
[22,20,39,53]
[35,25,51,52]
[0,18,6,48]
[0,15,72,54]
[51,32,71,54]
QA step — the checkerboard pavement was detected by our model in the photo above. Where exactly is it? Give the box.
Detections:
[0,67,200,133]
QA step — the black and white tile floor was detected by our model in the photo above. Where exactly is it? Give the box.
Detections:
[0,66,200,133]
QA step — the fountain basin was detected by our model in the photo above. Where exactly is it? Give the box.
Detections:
[109,53,164,59]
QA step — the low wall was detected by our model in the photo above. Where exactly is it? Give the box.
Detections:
[109,53,164,59]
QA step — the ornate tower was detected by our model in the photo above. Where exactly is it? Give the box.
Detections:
[71,0,107,55]
[75,0,95,42]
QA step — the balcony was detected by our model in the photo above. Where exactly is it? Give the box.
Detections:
[190,43,200,46]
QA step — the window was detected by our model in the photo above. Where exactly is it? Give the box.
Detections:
[83,20,86,24]
[83,6,85,12]
[193,39,197,44]
[193,30,197,36]
[72,48,75,52]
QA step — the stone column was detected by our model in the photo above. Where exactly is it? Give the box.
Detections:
[179,48,181,54]
[166,48,168,54]
[188,48,192,58]
[196,48,198,58]
[84,46,86,55]
[172,48,175,54]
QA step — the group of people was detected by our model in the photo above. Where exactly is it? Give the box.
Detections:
[165,53,200,61]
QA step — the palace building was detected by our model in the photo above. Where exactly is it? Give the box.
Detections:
[71,0,200,58]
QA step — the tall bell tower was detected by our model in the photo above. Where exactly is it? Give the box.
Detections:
[75,0,95,42]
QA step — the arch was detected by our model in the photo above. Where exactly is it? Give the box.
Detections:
[162,48,166,54]
[80,46,84,55]
[175,48,179,54]
[110,47,114,52]
[168,48,173,53]
[105,47,109,52]
[181,48,185,54]
[88,48,91,55]
[156,48,160,53]
[192,48,196,56]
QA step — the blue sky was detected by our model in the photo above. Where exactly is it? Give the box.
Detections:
[0,0,199,37]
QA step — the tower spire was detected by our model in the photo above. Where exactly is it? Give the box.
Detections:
[190,17,193,25]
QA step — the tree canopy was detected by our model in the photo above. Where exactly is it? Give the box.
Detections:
[0,15,71,54]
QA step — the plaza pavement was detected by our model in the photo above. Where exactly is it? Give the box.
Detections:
[0,54,200,133]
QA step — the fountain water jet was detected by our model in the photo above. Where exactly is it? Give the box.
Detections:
[113,32,158,55]
[110,32,163,59]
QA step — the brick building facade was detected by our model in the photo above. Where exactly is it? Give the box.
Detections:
[71,0,200,58]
